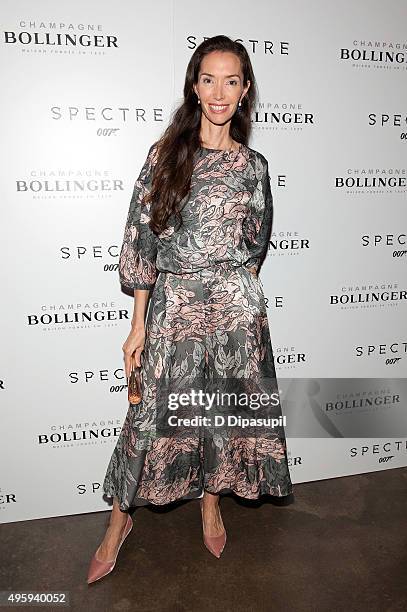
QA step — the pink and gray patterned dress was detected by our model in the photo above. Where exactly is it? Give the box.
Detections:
[103,141,293,510]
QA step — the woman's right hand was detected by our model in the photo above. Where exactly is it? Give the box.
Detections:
[122,325,145,378]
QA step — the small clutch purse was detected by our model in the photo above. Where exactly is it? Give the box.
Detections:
[127,354,142,405]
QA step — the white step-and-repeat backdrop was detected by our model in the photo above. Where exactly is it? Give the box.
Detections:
[1,0,406,523]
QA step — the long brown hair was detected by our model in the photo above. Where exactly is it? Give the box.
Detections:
[145,35,258,235]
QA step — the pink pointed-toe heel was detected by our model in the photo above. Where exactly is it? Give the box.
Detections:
[87,513,133,584]
[199,499,227,558]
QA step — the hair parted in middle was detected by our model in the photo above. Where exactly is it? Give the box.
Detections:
[143,34,258,235]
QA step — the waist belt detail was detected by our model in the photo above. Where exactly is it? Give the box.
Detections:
[157,261,244,280]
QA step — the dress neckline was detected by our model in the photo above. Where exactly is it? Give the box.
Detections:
[200,142,243,155]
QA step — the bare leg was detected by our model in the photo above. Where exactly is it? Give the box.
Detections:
[94,497,129,562]
[200,491,225,537]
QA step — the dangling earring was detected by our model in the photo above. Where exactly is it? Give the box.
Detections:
[198,99,201,104]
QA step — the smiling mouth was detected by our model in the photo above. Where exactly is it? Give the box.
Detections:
[208,104,229,113]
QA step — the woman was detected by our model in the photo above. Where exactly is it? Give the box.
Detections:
[87,34,293,584]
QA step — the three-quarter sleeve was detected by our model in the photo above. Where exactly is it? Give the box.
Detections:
[118,143,158,290]
[242,157,273,274]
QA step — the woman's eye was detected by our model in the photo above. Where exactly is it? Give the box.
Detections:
[201,77,238,85]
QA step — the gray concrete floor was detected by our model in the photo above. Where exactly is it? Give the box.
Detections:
[1,468,406,612]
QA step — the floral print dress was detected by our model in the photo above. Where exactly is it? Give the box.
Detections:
[102,141,293,510]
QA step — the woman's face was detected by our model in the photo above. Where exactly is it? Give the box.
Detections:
[193,50,250,126]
